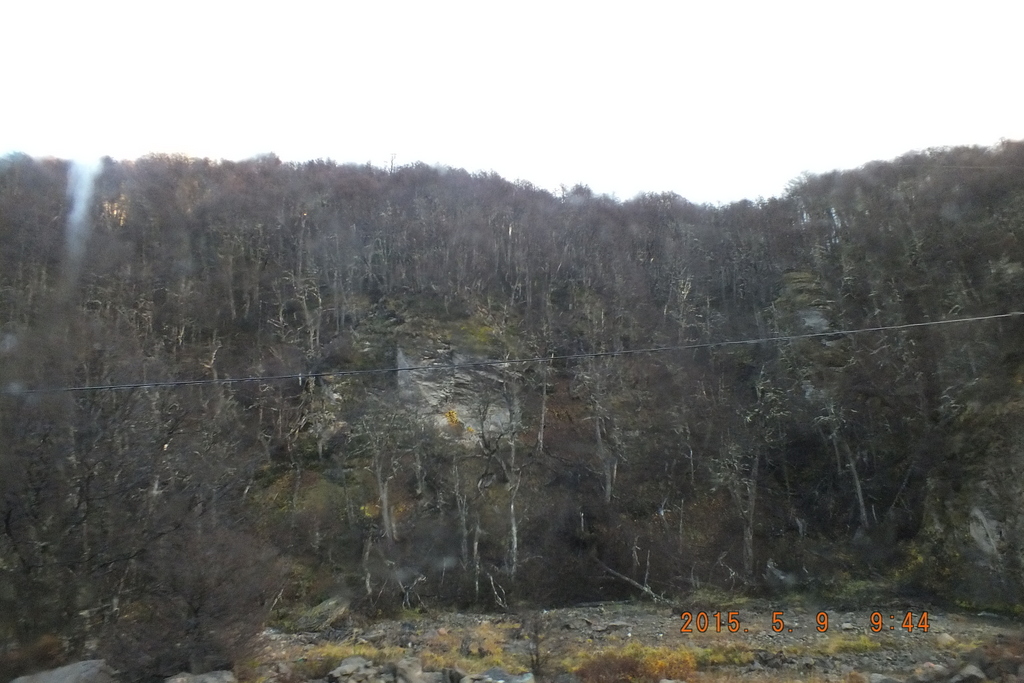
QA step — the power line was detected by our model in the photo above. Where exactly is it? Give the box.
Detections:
[931,165,1024,169]
[5,311,1022,396]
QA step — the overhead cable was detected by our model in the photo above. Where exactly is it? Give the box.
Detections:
[4,311,1022,396]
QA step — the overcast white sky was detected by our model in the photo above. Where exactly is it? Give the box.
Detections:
[3,1,1022,204]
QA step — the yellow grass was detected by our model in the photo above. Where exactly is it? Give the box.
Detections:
[420,621,526,673]
[572,641,697,683]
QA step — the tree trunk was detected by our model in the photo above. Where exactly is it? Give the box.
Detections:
[535,360,548,455]
[595,418,614,503]
[375,457,397,541]
[473,517,481,601]
[840,438,870,530]
[507,388,521,576]
[509,496,518,577]
[742,453,759,579]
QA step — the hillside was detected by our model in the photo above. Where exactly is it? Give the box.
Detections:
[2,142,1024,679]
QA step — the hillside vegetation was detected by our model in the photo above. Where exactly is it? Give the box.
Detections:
[2,142,1024,678]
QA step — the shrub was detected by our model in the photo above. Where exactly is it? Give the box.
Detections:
[575,643,695,683]
[101,525,284,681]
[0,634,63,682]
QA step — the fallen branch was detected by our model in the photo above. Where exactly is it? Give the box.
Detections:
[595,559,669,604]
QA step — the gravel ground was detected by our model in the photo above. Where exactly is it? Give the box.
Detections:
[259,600,1024,680]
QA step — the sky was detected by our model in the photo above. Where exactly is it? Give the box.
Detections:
[2,1,1023,205]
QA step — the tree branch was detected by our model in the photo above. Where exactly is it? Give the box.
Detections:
[594,558,669,604]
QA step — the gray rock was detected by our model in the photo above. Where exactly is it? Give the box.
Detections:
[909,663,949,683]
[396,657,423,683]
[396,345,511,443]
[949,664,986,683]
[754,651,791,668]
[13,661,117,683]
[421,674,444,683]
[441,668,467,683]
[295,595,352,631]
[935,633,957,647]
[328,656,374,682]
[342,656,373,669]
[475,671,532,683]
[166,673,236,683]
[869,674,903,683]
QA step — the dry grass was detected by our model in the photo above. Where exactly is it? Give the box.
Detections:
[420,621,526,673]
[246,605,991,683]
[0,635,63,682]
[820,634,882,655]
[691,642,755,667]
[573,642,697,683]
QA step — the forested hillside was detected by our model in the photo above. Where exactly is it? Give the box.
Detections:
[3,142,1024,677]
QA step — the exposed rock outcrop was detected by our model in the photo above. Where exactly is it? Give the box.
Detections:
[396,344,510,443]
[11,660,117,683]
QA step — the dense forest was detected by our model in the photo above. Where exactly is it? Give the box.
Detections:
[3,141,1024,678]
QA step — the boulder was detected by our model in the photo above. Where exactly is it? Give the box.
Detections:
[328,656,373,683]
[396,657,423,683]
[13,660,117,683]
[949,664,986,683]
[165,672,237,683]
[797,657,816,670]
[294,596,351,631]
[869,675,903,683]
[909,663,949,683]
[754,651,792,668]
[441,667,467,683]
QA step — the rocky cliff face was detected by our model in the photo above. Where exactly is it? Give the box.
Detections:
[921,408,1024,607]
[396,344,511,444]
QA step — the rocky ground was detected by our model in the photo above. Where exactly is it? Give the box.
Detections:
[254,599,1024,682]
